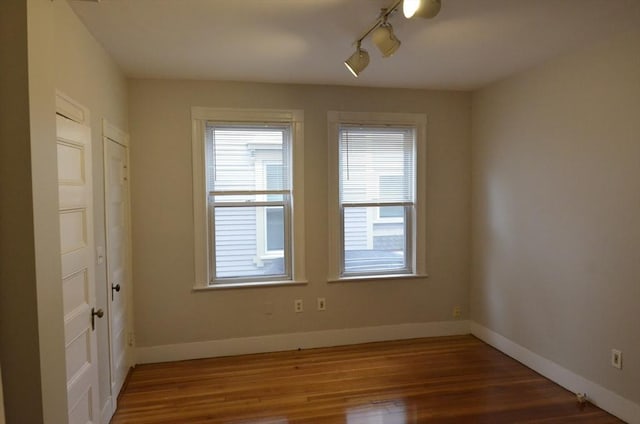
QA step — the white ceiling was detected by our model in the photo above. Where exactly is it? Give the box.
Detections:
[69,0,640,90]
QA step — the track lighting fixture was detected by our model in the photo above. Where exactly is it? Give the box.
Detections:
[344,0,443,77]
[344,42,370,77]
[372,23,401,57]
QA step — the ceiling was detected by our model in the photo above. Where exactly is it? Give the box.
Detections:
[69,0,640,90]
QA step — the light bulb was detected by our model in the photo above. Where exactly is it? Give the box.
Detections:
[403,0,442,19]
[403,0,420,18]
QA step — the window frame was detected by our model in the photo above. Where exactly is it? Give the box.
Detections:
[327,111,427,282]
[192,107,306,289]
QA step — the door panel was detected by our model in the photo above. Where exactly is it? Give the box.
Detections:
[57,114,100,424]
[62,270,89,316]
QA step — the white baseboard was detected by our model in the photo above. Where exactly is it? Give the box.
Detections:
[100,397,114,424]
[135,320,470,364]
[470,321,639,424]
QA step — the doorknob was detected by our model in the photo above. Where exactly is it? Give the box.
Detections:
[91,307,104,331]
[111,283,121,301]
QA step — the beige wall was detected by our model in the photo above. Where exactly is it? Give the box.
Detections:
[53,0,129,412]
[471,30,640,404]
[0,2,43,421]
[28,1,69,420]
[1,0,68,423]
[128,80,471,347]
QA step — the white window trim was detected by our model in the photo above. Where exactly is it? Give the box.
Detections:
[192,107,306,289]
[327,111,428,282]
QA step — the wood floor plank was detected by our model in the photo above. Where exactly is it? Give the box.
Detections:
[111,335,622,423]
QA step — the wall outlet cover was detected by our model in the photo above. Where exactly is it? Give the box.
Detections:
[317,298,326,311]
[611,349,622,369]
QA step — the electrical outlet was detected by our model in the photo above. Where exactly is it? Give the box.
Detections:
[611,349,622,369]
[453,306,461,318]
[127,332,135,347]
[264,301,274,316]
[294,299,303,313]
[317,297,326,311]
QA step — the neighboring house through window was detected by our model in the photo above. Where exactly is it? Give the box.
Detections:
[328,111,427,281]
[264,163,285,253]
[192,108,305,288]
[378,176,405,219]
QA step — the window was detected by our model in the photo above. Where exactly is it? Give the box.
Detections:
[328,111,427,281]
[192,108,305,288]
[208,125,291,281]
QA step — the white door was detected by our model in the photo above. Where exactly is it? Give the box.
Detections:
[104,132,130,405]
[57,113,101,424]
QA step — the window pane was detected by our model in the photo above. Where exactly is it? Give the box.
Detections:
[339,127,414,204]
[343,207,407,274]
[265,163,283,201]
[266,207,284,251]
[214,206,285,279]
[207,125,290,193]
[379,205,404,218]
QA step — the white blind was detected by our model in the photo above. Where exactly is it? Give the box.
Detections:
[206,124,290,193]
[338,126,415,204]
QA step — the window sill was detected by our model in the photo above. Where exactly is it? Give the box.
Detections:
[193,280,308,291]
[327,273,429,283]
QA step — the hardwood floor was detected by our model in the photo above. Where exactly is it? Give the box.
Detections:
[112,335,621,423]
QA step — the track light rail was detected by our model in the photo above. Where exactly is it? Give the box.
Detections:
[352,0,403,46]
